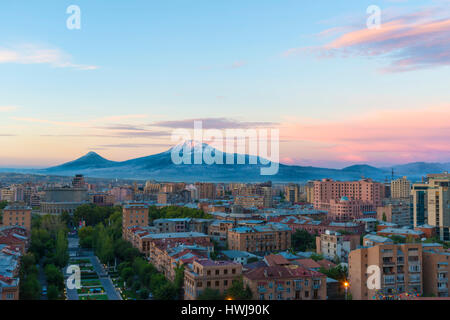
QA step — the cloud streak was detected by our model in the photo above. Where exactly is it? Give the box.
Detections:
[285,6,450,72]
[0,44,98,70]
[152,117,278,129]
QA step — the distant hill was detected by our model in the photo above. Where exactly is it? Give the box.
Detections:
[1,141,448,182]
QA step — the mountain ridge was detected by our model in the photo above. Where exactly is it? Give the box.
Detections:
[1,141,448,182]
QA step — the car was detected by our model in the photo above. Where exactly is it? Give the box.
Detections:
[42,286,47,295]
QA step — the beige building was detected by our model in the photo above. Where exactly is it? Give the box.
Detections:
[422,247,449,297]
[227,223,292,253]
[412,175,450,241]
[122,203,149,237]
[316,230,359,263]
[243,263,327,300]
[391,176,411,199]
[285,184,300,204]
[305,182,315,204]
[2,204,32,231]
[195,183,216,200]
[184,260,242,300]
[348,243,423,300]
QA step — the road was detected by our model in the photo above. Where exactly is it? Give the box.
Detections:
[38,260,48,300]
[65,234,80,300]
[65,234,121,300]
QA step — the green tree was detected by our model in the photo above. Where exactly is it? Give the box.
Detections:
[47,284,60,300]
[292,229,316,251]
[54,229,69,268]
[44,264,64,290]
[197,288,224,300]
[225,277,252,300]
[153,282,178,300]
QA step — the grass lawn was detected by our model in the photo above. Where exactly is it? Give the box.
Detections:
[81,279,101,286]
[79,294,109,300]
[77,286,105,295]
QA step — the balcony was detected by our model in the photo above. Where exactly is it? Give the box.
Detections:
[409,277,421,283]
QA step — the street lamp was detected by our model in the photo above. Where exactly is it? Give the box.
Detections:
[343,281,349,300]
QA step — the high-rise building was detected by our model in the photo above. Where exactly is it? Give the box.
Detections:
[377,198,412,227]
[412,175,450,241]
[305,181,315,204]
[348,243,423,300]
[72,174,86,188]
[195,183,216,200]
[422,247,450,297]
[391,176,411,199]
[285,183,300,204]
[313,178,384,212]
[122,203,149,237]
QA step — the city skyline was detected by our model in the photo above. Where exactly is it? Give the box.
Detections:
[1,0,450,168]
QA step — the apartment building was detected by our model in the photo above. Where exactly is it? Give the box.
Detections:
[194,183,216,200]
[184,260,242,300]
[411,175,450,241]
[348,243,423,300]
[305,181,315,204]
[243,260,327,300]
[422,248,449,297]
[315,230,359,262]
[327,197,375,221]
[377,198,411,227]
[285,184,300,204]
[313,178,384,211]
[227,223,292,253]
[391,176,411,199]
[2,204,32,231]
[122,203,149,237]
[150,244,211,281]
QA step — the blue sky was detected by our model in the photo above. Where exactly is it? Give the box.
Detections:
[0,0,449,167]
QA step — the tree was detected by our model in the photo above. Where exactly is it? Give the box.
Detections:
[225,277,252,300]
[197,288,224,300]
[382,212,387,222]
[44,264,64,290]
[54,229,69,268]
[292,229,316,251]
[310,253,324,261]
[153,282,178,300]
[47,284,60,300]
[78,226,95,248]
[318,265,348,282]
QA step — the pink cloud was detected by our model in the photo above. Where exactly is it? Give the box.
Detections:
[286,6,450,72]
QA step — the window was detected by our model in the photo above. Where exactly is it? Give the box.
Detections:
[215,270,219,275]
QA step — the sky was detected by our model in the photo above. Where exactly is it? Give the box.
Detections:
[0,0,449,168]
